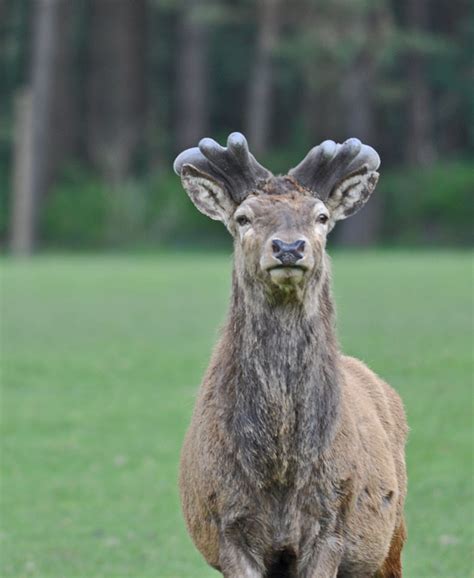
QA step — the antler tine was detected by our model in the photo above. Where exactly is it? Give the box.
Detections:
[289,138,381,200]
[173,146,212,176]
[173,132,272,203]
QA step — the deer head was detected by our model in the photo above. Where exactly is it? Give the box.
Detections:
[174,133,380,300]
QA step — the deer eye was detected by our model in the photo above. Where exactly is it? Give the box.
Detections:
[317,214,329,224]
[236,215,251,227]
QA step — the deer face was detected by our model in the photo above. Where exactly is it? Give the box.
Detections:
[230,187,329,291]
[175,133,380,296]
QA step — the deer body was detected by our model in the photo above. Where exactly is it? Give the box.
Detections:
[175,139,407,577]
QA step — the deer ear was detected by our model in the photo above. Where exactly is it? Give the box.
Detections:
[326,167,379,223]
[180,164,237,224]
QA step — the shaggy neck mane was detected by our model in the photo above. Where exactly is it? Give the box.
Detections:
[216,257,342,489]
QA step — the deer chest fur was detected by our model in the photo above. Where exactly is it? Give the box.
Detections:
[216,284,341,491]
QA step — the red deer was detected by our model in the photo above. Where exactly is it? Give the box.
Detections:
[174,133,408,578]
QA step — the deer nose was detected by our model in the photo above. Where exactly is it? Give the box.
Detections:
[272,239,306,266]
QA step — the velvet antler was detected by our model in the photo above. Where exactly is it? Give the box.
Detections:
[289,138,380,201]
[173,132,272,203]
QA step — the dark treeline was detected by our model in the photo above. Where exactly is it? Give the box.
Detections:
[1,0,472,252]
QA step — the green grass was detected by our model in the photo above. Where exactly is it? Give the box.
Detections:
[1,251,472,577]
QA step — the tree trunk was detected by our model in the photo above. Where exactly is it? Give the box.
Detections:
[10,0,66,255]
[47,0,79,185]
[406,0,436,166]
[337,49,382,247]
[86,0,147,185]
[335,3,392,248]
[175,0,209,151]
[10,89,35,255]
[246,0,281,156]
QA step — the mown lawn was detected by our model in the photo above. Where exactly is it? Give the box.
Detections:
[1,251,472,577]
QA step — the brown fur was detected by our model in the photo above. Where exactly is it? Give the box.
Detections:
[375,520,407,578]
[178,176,408,578]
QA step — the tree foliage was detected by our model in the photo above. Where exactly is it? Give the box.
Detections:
[1,0,472,249]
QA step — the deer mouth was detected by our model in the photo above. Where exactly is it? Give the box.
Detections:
[268,264,307,271]
[267,264,307,285]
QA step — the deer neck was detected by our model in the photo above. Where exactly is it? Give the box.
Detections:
[220,256,342,488]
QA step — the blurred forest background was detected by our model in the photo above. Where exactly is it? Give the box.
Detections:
[2,3,473,575]
[1,0,473,254]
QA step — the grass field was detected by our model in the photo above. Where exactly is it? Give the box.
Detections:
[1,251,472,578]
